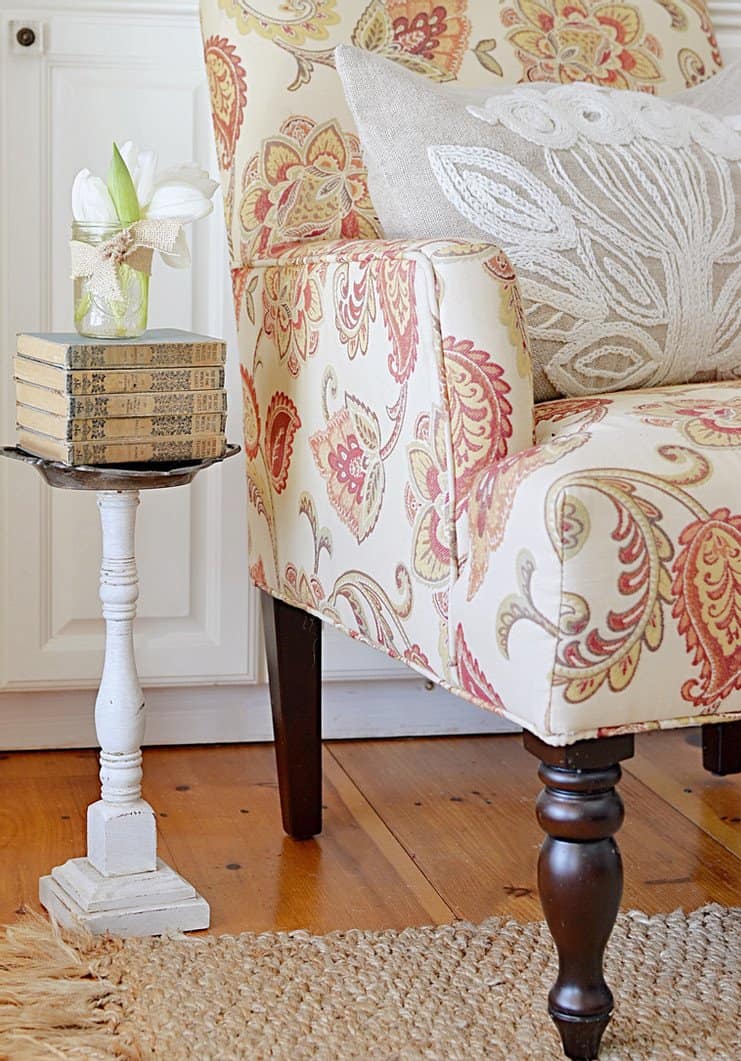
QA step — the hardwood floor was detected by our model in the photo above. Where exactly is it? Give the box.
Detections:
[0,730,738,935]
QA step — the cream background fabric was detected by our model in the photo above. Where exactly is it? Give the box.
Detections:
[337,47,741,400]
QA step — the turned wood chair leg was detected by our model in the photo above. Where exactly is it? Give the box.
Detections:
[702,720,741,776]
[261,591,323,840]
[523,732,635,1061]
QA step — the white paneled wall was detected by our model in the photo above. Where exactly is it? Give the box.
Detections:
[0,0,737,748]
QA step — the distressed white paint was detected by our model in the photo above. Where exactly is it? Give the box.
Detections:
[40,490,209,935]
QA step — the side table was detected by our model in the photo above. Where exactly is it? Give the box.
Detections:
[1,445,239,936]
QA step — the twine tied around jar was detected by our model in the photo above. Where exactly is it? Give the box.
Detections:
[70,219,183,302]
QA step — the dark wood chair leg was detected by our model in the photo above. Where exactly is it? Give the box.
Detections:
[261,591,322,840]
[702,720,741,776]
[523,732,635,1061]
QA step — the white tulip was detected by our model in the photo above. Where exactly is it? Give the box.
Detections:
[159,227,191,269]
[146,163,218,223]
[118,140,157,209]
[71,168,118,223]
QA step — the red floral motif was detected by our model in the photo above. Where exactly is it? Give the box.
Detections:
[240,117,380,259]
[443,336,513,519]
[379,259,419,383]
[231,265,248,323]
[467,434,588,599]
[503,0,663,90]
[407,410,453,586]
[672,509,741,709]
[535,396,611,439]
[455,624,505,710]
[265,392,301,495]
[204,35,247,171]
[404,643,432,669]
[249,557,268,592]
[483,252,531,381]
[240,364,260,461]
[353,1,471,80]
[283,563,326,612]
[262,265,323,377]
[310,395,384,543]
[388,1,470,74]
[635,393,741,448]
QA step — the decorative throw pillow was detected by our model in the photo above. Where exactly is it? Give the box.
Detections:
[337,46,741,400]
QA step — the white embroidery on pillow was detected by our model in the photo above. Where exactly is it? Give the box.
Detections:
[429,85,741,398]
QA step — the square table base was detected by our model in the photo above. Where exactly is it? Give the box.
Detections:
[40,857,210,938]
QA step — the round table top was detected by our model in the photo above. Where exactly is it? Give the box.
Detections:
[0,443,241,491]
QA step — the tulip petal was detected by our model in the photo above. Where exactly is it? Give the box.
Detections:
[71,168,118,223]
[159,227,191,269]
[146,180,215,222]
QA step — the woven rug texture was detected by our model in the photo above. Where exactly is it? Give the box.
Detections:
[1,904,739,1060]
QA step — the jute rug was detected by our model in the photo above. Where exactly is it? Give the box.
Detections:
[0,904,738,1060]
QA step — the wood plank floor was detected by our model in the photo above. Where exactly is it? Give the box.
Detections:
[0,730,738,935]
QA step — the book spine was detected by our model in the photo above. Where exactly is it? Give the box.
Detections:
[16,383,226,418]
[17,334,226,369]
[17,407,226,442]
[70,342,226,370]
[14,360,225,395]
[18,429,226,465]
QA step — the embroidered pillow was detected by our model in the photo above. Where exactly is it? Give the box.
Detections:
[337,46,741,400]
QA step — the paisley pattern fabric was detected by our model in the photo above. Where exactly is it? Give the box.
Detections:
[201,1,740,744]
[231,236,741,743]
[233,238,533,687]
[452,381,741,740]
[199,0,723,267]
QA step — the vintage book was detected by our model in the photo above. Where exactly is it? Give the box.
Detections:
[14,357,225,395]
[18,427,226,466]
[15,380,227,419]
[17,405,226,442]
[16,329,226,370]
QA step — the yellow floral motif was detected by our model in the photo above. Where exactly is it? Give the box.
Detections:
[504,0,664,90]
[240,117,380,259]
[218,0,339,44]
[352,0,471,81]
[406,410,453,586]
[262,264,324,377]
[635,392,741,448]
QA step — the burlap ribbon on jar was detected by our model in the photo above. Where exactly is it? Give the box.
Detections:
[70,219,183,301]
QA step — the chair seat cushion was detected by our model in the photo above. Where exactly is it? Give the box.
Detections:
[450,381,741,742]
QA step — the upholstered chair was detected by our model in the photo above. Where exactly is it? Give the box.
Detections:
[199,3,739,1057]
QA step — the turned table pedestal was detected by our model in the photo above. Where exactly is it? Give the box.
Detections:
[2,445,239,936]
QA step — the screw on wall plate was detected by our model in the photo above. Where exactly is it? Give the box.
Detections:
[16,26,36,47]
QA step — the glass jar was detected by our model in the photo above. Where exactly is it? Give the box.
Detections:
[72,222,149,339]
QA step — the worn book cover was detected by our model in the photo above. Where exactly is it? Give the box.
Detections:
[15,380,227,419]
[17,329,226,370]
[14,357,225,395]
[17,405,226,442]
[18,427,227,466]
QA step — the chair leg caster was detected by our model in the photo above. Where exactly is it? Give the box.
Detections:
[523,732,635,1060]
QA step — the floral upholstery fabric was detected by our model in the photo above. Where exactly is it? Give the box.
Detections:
[234,238,533,686]
[200,0,723,267]
[232,237,741,743]
[201,1,739,744]
[451,382,741,741]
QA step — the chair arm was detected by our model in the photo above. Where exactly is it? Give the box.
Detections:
[233,238,534,683]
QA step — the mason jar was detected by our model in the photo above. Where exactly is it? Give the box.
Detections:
[72,222,149,339]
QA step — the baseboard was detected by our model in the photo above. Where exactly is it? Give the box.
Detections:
[0,679,519,750]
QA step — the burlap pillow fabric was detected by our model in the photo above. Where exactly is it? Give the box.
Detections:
[338,47,741,400]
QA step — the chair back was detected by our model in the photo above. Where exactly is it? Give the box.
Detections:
[200,1,722,266]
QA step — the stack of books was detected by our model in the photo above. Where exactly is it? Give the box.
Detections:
[15,329,227,465]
